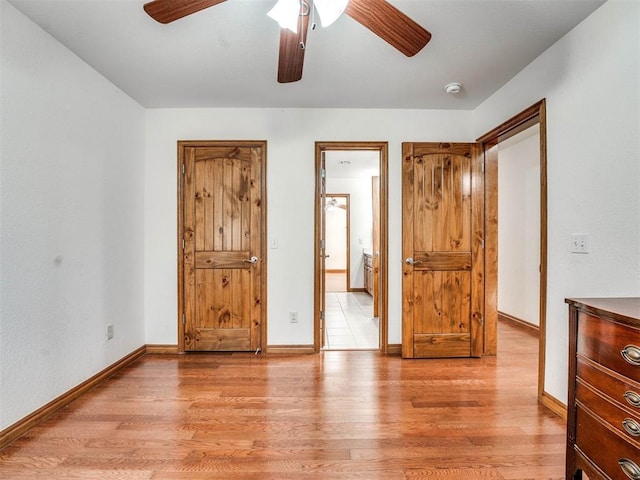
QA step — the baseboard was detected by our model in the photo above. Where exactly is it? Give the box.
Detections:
[266,345,315,355]
[386,344,402,356]
[348,287,366,293]
[0,345,146,450]
[498,311,539,337]
[326,269,347,274]
[146,344,180,354]
[540,391,567,419]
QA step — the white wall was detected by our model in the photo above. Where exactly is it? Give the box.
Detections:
[145,109,472,346]
[326,177,373,289]
[473,0,640,402]
[0,2,146,429]
[498,127,541,326]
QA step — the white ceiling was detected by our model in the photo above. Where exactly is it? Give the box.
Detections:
[8,0,606,109]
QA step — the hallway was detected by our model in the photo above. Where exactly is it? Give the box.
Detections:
[324,291,379,349]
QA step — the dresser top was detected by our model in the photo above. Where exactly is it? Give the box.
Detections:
[566,297,640,326]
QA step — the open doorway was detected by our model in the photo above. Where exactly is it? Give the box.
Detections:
[478,100,558,415]
[314,142,388,352]
[497,124,541,334]
[324,194,350,293]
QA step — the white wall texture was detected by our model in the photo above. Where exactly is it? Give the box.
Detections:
[498,128,541,326]
[0,2,146,429]
[473,0,640,402]
[144,109,472,347]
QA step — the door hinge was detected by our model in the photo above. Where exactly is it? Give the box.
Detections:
[320,239,325,250]
[481,239,485,249]
[321,168,326,179]
[182,238,185,250]
[481,161,485,173]
[182,313,186,324]
[320,310,325,320]
[182,164,185,175]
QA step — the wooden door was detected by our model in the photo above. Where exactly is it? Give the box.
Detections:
[402,142,484,358]
[178,141,266,352]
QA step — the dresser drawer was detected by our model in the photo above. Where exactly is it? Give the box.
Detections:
[577,312,640,380]
[578,358,640,413]
[577,379,640,442]
[576,406,640,480]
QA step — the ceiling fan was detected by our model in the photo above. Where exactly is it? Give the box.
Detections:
[143,0,431,83]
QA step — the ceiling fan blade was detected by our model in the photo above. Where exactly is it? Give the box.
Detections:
[143,0,227,24]
[277,12,311,83]
[344,0,431,57]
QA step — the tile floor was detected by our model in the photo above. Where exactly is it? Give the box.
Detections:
[324,291,379,350]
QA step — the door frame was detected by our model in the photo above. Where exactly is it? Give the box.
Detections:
[477,100,551,410]
[176,140,268,353]
[314,142,389,353]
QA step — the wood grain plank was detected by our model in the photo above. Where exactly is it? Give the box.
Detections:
[203,158,215,251]
[222,158,233,251]
[411,252,472,271]
[249,146,264,351]
[213,155,224,252]
[195,251,251,269]
[183,147,197,351]
[0,322,565,479]
[413,154,428,252]
[414,333,471,357]
[401,143,414,358]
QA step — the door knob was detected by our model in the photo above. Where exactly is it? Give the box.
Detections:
[405,257,415,265]
[243,256,259,264]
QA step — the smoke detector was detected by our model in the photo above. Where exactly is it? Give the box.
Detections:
[444,82,463,94]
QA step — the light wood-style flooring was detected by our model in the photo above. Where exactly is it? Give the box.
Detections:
[0,321,566,479]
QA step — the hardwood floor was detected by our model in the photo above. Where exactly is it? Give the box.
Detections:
[0,321,566,479]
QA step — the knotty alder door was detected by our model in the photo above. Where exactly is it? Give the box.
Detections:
[402,142,484,358]
[178,141,266,352]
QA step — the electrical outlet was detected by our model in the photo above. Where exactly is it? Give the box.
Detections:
[570,234,589,254]
[106,324,114,340]
[290,312,298,323]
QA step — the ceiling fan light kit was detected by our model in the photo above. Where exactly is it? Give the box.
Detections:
[268,0,306,34]
[143,0,432,83]
[314,0,350,27]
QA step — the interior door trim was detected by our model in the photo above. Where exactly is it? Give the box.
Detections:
[176,140,268,353]
[314,142,389,353]
[477,99,548,404]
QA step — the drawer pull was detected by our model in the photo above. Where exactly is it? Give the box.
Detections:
[623,418,640,437]
[625,391,640,408]
[619,458,640,479]
[622,345,640,366]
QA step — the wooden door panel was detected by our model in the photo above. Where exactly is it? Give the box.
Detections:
[414,334,472,357]
[402,142,482,358]
[413,271,471,334]
[180,142,265,352]
[195,328,251,351]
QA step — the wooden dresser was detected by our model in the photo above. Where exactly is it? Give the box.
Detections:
[566,298,640,480]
